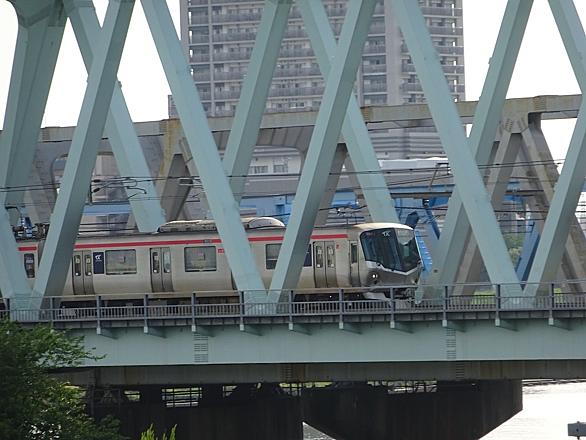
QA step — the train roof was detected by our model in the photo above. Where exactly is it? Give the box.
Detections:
[351,222,413,231]
[20,218,412,241]
[158,216,285,233]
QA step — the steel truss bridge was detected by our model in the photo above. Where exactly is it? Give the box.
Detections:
[3,1,586,389]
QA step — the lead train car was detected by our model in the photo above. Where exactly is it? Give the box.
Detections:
[16,217,421,301]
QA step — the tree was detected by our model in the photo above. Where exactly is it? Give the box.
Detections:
[140,424,177,440]
[0,319,126,440]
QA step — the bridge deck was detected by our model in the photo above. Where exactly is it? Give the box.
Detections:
[7,287,586,385]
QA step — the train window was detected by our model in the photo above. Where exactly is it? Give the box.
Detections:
[266,245,311,269]
[326,245,336,267]
[24,253,35,278]
[84,254,92,276]
[73,255,82,276]
[162,248,172,274]
[184,246,216,272]
[396,229,420,271]
[326,245,335,268]
[304,245,312,267]
[350,243,358,264]
[265,244,280,270]
[152,251,160,273]
[105,249,137,275]
[315,246,323,268]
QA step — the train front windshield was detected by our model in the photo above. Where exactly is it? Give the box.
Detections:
[360,228,420,272]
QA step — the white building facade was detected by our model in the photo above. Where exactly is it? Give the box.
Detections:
[177,0,465,118]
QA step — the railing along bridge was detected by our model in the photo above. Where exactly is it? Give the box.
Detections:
[4,281,586,334]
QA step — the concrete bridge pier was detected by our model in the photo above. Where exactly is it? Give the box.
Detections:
[91,384,303,440]
[302,380,522,440]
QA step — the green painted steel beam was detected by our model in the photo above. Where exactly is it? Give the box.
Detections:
[392,0,521,294]
[527,0,586,288]
[519,121,586,284]
[64,0,165,232]
[296,0,398,223]
[140,0,266,300]
[0,1,66,218]
[458,132,523,287]
[222,0,292,202]
[427,0,532,289]
[70,319,586,369]
[269,0,377,294]
[315,144,347,226]
[33,0,136,308]
[0,207,31,306]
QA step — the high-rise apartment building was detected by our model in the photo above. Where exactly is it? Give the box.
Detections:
[177,0,465,118]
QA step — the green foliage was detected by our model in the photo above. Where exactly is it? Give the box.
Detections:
[0,319,126,440]
[503,233,525,265]
[140,424,177,440]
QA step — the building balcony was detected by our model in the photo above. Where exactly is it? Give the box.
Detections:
[363,83,387,94]
[215,90,241,100]
[401,63,464,74]
[428,26,463,36]
[274,66,321,78]
[212,31,257,42]
[363,64,387,74]
[420,6,463,17]
[212,51,251,61]
[190,53,210,63]
[190,34,210,44]
[363,44,386,55]
[198,91,212,101]
[214,70,245,81]
[212,12,262,23]
[401,82,465,94]
[193,71,211,82]
[269,86,324,97]
[189,15,209,25]
[401,44,464,55]
[279,47,314,58]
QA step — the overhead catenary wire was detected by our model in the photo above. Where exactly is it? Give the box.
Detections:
[0,156,572,195]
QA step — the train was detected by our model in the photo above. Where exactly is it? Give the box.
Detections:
[15,217,422,302]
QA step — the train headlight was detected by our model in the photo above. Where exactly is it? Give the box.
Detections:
[370,272,379,284]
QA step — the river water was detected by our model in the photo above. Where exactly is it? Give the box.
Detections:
[303,382,586,439]
[483,382,586,440]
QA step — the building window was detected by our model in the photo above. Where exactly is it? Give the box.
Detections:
[273,164,288,173]
[249,165,269,174]
[184,246,217,272]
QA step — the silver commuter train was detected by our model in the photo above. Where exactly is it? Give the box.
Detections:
[17,217,422,301]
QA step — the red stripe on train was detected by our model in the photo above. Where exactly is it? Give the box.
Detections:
[18,234,350,252]
[18,246,38,252]
[74,234,348,249]
[310,234,349,240]
[74,238,223,249]
[247,234,347,242]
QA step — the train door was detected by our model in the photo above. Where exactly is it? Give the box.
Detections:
[313,241,337,288]
[150,247,173,292]
[72,251,94,295]
[349,241,360,287]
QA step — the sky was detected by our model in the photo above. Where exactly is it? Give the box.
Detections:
[0,1,585,160]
